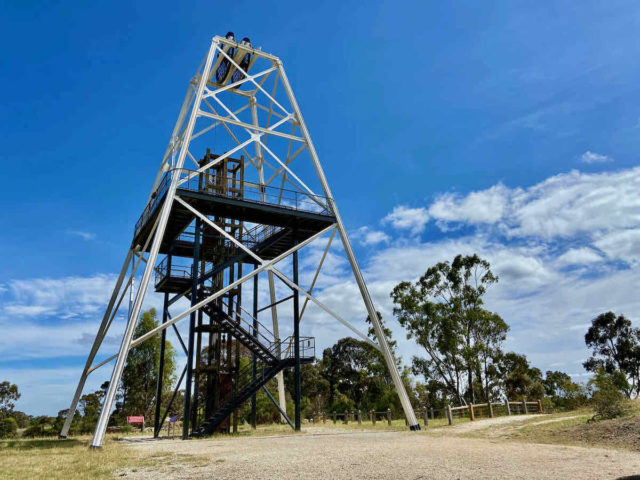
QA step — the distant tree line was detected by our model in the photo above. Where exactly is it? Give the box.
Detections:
[1,255,638,437]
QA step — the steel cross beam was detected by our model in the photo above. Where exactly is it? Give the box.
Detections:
[200,98,317,206]
[203,89,315,199]
[175,198,375,348]
[212,44,290,116]
[87,225,336,372]
[203,65,278,99]
[196,111,303,142]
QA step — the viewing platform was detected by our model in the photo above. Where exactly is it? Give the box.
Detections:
[132,168,336,261]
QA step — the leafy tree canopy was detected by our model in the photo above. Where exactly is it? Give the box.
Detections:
[583,311,640,398]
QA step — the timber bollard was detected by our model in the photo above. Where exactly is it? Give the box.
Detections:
[505,399,511,415]
[468,403,475,421]
[322,413,326,424]
[423,408,428,427]
[332,412,337,424]
[387,409,392,426]
[488,402,494,418]
[371,410,376,425]
[446,405,453,425]
[344,410,348,424]
[430,407,434,420]
[537,399,543,414]
[357,409,362,425]
[522,400,528,414]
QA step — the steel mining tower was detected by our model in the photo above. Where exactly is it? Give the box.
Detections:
[60,34,420,447]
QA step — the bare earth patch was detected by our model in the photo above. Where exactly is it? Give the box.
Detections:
[119,424,640,479]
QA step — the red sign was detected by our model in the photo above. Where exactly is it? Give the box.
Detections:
[127,416,144,424]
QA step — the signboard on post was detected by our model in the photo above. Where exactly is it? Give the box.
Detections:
[127,416,144,431]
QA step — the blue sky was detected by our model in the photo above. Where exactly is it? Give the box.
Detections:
[2,1,640,415]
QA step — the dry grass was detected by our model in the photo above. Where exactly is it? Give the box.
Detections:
[451,406,640,453]
[512,410,640,452]
[0,434,209,480]
[0,436,150,480]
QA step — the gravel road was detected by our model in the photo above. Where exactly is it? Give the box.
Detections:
[120,426,640,479]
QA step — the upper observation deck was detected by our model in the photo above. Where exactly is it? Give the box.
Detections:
[132,167,336,260]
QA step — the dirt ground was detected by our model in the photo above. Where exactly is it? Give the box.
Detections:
[118,415,640,480]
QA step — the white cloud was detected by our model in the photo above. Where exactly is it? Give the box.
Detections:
[593,229,640,264]
[427,167,640,253]
[353,227,390,246]
[3,305,54,317]
[556,247,603,266]
[580,150,612,164]
[67,230,97,241]
[428,184,509,226]
[382,205,430,235]
[1,275,119,320]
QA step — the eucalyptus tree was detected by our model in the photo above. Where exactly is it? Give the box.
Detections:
[119,308,177,420]
[584,312,640,398]
[391,254,502,404]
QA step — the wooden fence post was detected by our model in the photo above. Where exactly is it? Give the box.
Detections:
[505,399,511,416]
[387,409,392,426]
[537,399,543,414]
[357,409,362,425]
[332,412,337,424]
[488,402,494,418]
[468,403,475,421]
[446,405,453,425]
[423,408,428,427]
[322,413,326,424]
[430,407,434,419]
[522,400,528,414]
[371,410,376,425]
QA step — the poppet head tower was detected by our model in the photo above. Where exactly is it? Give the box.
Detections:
[59,34,420,447]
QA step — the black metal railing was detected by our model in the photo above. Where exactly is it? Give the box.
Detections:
[153,222,284,288]
[154,256,193,287]
[134,173,170,238]
[218,336,315,406]
[134,168,332,238]
[175,168,330,215]
[242,223,283,248]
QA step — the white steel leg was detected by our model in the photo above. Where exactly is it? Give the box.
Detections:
[276,61,420,429]
[268,270,287,422]
[90,39,220,448]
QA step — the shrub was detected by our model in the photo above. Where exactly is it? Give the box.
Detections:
[589,368,629,420]
[0,416,18,438]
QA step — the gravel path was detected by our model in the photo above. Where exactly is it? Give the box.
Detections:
[120,427,640,479]
[440,413,553,433]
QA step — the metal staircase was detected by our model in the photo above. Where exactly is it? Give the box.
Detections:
[193,336,314,436]
[179,285,314,435]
